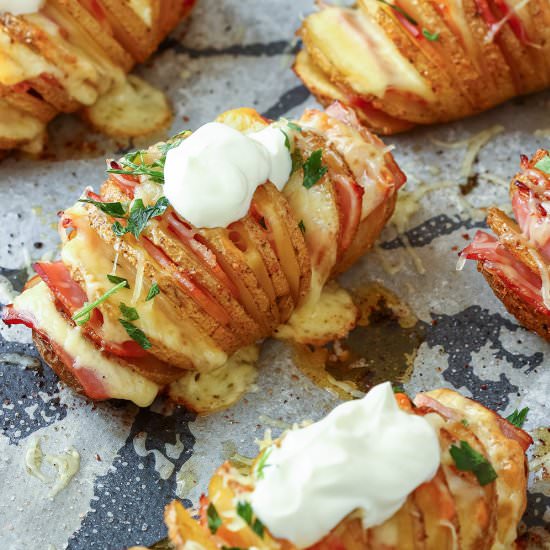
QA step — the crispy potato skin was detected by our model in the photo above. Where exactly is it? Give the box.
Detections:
[161,389,531,550]
[295,1,550,134]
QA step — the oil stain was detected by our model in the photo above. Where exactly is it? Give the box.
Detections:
[291,283,426,399]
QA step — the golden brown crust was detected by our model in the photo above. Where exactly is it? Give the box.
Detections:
[33,331,86,395]
[478,262,550,341]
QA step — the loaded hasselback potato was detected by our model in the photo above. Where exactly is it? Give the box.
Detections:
[294,0,550,135]
[2,103,405,409]
[0,0,197,154]
[460,149,550,342]
[155,383,532,550]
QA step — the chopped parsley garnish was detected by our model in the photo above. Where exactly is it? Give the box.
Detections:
[298,220,306,234]
[280,129,291,152]
[145,282,160,302]
[236,502,264,538]
[302,149,328,189]
[377,0,417,25]
[112,197,169,239]
[107,274,130,288]
[422,29,439,41]
[534,155,550,174]
[392,384,405,394]
[287,121,302,132]
[72,281,128,326]
[107,150,165,184]
[106,134,190,184]
[119,302,139,322]
[119,318,152,350]
[79,199,127,218]
[207,503,222,534]
[506,407,529,428]
[255,447,272,480]
[449,440,497,486]
[461,418,470,427]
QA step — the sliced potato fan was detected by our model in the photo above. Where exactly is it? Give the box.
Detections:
[295,0,550,133]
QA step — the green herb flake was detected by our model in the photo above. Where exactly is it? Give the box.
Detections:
[119,318,152,350]
[119,302,139,322]
[112,197,170,239]
[106,274,130,288]
[79,199,127,218]
[107,150,165,184]
[72,281,128,325]
[377,0,418,25]
[287,121,302,132]
[302,149,328,189]
[280,129,291,152]
[534,155,550,174]
[422,29,439,41]
[506,407,529,428]
[392,384,406,394]
[461,418,470,427]
[298,220,306,234]
[236,502,264,538]
[449,440,498,486]
[207,503,222,534]
[145,282,160,302]
[255,447,272,480]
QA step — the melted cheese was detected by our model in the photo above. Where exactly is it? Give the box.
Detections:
[13,281,160,406]
[62,204,227,371]
[306,6,433,99]
[168,345,259,413]
[275,281,358,345]
[0,99,45,142]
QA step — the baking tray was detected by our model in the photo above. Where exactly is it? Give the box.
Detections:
[0,0,548,548]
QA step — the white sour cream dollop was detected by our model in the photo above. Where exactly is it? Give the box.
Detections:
[250,382,440,548]
[0,0,44,14]
[163,122,292,228]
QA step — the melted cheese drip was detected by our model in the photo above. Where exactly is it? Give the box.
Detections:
[306,6,434,99]
[13,281,160,406]
[168,345,259,413]
[275,281,358,345]
[0,99,45,144]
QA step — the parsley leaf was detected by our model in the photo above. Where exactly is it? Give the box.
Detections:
[534,155,550,174]
[145,282,160,302]
[207,503,222,534]
[298,220,306,234]
[107,150,165,184]
[461,418,470,427]
[113,197,170,239]
[422,29,439,41]
[107,274,130,288]
[302,149,328,189]
[119,302,139,322]
[377,0,418,25]
[287,121,302,132]
[236,502,264,538]
[506,407,529,428]
[72,281,127,326]
[255,447,272,480]
[119,319,152,350]
[280,129,291,152]
[79,199,127,218]
[449,440,498,486]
